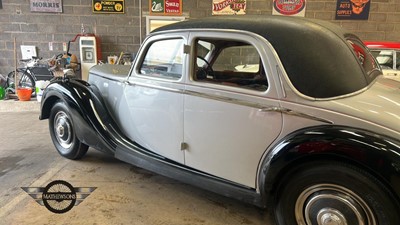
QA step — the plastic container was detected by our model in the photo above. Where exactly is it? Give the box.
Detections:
[17,87,32,101]
[35,80,48,102]
[0,87,5,100]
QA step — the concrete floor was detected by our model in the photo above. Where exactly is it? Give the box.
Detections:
[0,100,274,225]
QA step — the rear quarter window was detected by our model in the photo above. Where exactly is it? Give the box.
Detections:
[348,38,381,82]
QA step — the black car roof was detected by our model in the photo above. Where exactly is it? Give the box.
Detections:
[154,15,346,39]
[154,16,375,99]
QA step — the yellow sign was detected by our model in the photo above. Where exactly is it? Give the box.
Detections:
[93,0,124,13]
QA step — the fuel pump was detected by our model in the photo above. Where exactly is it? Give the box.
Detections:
[79,35,101,81]
[70,34,102,81]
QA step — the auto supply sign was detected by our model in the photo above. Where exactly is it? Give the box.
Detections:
[212,0,246,15]
[335,0,370,20]
[272,0,306,17]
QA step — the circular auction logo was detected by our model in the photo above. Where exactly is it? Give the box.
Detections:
[42,180,76,214]
[273,0,306,15]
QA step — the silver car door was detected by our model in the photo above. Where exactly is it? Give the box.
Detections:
[118,33,188,164]
[183,31,283,188]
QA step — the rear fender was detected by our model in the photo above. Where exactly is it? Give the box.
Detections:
[259,125,400,207]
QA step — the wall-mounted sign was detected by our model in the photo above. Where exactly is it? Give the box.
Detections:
[212,0,246,15]
[30,0,63,13]
[335,0,370,20]
[150,0,182,16]
[93,0,124,14]
[272,0,306,17]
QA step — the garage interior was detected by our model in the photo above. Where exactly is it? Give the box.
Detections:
[0,0,399,76]
[0,0,399,224]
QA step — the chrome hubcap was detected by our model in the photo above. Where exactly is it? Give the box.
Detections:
[317,208,347,225]
[57,125,64,137]
[54,111,72,149]
[295,184,376,225]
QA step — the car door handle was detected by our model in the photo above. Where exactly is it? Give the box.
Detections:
[258,106,281,112]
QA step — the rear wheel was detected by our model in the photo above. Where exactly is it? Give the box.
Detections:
[49,101,88,159]
[274,162,400,225]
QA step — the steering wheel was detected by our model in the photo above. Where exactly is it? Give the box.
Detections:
[196,56,214,79]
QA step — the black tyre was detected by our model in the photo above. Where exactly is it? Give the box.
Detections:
[6,70,35,94]
[49,101,88,160]
[275,162,400,225]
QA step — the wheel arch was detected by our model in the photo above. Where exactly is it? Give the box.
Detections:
[258,125,400,208]
[39,79,116,154]
[40,93,62,120]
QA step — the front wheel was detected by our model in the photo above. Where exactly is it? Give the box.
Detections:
[275,162,400,225]
[49,101,88,159]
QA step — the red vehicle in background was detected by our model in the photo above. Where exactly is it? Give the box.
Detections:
[364,41,400,81]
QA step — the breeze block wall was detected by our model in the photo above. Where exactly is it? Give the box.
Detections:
[0,0,399,76]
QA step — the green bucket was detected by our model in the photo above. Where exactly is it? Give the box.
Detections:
[0,87,5,100]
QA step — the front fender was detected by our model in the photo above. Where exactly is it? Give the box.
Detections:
[259,125,400,206]
[39,78,117,154]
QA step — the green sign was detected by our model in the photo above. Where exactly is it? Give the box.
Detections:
[150,0,164,14]
[150,0,182,15]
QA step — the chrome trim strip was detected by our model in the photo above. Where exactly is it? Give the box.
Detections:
[184,89,269,109]
[90,72,125,82]
[259,107,333,124]
[89,99,107,130]
[127,81,184,94]
[276,65,287,98]
[129,81,333,124]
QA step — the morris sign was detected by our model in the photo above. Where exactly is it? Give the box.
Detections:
[30,0,63,13]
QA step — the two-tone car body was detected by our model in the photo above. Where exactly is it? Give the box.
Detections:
[40,16,400,225]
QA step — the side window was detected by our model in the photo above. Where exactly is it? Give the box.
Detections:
[213,46,260,73]
[140,38,184,80]
[396,51,400,70]
[194,38,268,92]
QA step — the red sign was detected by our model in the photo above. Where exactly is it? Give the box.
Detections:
[150,0,182,15]
[165,0,180,14]
[273,0,306,16]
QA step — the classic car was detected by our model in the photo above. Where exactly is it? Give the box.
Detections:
[364,41,400,81]
[39,16,400,225]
